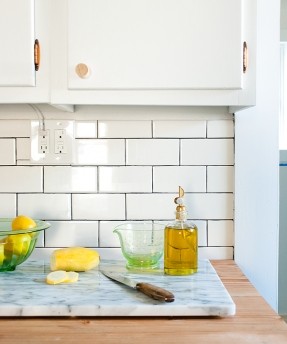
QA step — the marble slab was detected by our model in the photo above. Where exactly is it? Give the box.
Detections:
[0,259,235,317]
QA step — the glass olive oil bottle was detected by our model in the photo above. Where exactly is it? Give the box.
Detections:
[164,186,198,275]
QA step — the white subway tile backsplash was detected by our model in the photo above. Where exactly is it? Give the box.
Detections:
[99,221,123,247]
[207,120,234,138]
[185,193,233,219]
[44,166,97,193]
[16,138,30,161]
[181,139,234,165]
[36,231,44,248]
[193,221,207,247]
[72,194,125,220]
[199,246,234,259]
[153,120,206,138]
[75,121,97,138]
[0,166,42,192]
[207,166,234,192]
[127,139,179,165]
[0,120,31,137]
[45,221,98,247]
[99,166,152,193]
[208,220,234,246]
[75,139,125,165]
[18,194,71,220]
[0,194,16,217]
[0,116,235,261]
[99,120,151,138]
[0,139,15,165]
[126,194,175,220]
[153,166,206,192]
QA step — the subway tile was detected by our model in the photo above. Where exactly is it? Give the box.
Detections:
[198,246,234,260]
[127,139,179,165]
[16,138,30,160]
[0,120,31,137]
[207,166,234,192]
[75,121,97,138]
[0,194,16,217]
[181,139,234,165]
[0,166,42,192]
[75,139,125,165]
[153,120,206,138]
[95,247,123,260]
[99,166,152,193]
[207,120,234,138]
[30,248,55,260]
[72,194,125,220]
[126,194,175,220]
[36,231,44,248]
[18,194,71,220]
[44,166,97,193]
[208,220,234,246]
[185,193,234,220]
[98,120,151,138]
[153,166,206,192]
[0,139,15,165]
[45,221,98,247]
[99,221,124,247]
[193,220,207,247]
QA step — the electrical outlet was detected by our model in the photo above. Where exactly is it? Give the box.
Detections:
[38,129,50,154]
[31,120,74,165]
[54,129,67,154]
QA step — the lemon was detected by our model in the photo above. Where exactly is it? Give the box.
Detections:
[46,271,69,285]
[0,244,4,265]
[5,233,31,256]
[50,247,100,272]
[46,271,79,285]
[11,215,36,231]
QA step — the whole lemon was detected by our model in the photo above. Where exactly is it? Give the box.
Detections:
[12,215,36,231]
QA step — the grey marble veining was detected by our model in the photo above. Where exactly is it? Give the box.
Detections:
[0,259,235,317]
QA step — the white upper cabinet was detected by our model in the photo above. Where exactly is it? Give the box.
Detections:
[0,0,50,103]
[68,0,242,91]
[0,0,35,86]
[51,0,256,108]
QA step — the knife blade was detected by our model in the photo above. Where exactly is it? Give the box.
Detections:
[101,270,175,303]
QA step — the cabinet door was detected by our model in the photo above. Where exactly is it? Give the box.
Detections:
[0,0,35,86]
[68,0,242,91]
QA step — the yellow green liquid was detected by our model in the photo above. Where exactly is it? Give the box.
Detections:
[125,252,163,270]
[164,225,198,275]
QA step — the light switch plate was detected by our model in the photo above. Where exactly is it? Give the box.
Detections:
[30,120,74,165]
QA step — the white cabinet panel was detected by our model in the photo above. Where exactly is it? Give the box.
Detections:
[0,0,35,86]
[68,0,242,91]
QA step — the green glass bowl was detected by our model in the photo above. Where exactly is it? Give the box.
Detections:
[0,218,51,272]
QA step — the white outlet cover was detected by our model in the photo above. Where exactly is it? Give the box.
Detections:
[31,120,75,165]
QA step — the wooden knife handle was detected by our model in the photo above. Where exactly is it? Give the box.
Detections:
[136,283,175,302]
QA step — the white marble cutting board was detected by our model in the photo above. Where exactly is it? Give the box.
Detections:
[0,259,235,317]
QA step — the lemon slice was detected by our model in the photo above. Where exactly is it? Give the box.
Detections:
[66,271,79,283]
[46,271,79,285]
[46,270,69,285]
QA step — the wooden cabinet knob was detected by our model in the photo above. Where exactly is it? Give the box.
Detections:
[75,63,90,79]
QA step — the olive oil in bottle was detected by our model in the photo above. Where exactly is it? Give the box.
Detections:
[164,186,198,275]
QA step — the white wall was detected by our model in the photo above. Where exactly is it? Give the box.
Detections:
[235,0,280,311]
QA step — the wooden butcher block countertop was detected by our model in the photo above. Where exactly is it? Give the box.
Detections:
[1,260,287,344]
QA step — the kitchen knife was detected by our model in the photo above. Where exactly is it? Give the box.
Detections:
[101,270,175,303]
